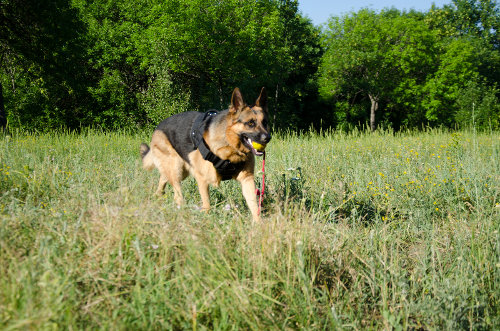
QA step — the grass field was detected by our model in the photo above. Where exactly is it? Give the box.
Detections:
[0,128,499,330]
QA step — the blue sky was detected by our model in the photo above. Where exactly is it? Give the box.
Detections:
[298,0,453,26]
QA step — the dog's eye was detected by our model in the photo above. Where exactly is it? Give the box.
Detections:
[246,120,256,128]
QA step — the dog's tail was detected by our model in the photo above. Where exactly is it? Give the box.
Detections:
[140,143,155,170]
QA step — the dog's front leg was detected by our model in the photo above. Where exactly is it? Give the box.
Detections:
[195,177,211,211]
[239,175,260,223]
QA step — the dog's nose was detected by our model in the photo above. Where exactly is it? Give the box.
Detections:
[261,133,272,144]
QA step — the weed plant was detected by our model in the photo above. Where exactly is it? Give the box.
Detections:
[0,128,498,329]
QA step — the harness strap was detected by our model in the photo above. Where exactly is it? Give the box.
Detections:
[191,111,243,181]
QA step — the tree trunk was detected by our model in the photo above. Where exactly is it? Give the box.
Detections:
[369,94,379,132]
[0,80,6,130]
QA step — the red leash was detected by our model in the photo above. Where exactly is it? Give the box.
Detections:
[256,152,266,216]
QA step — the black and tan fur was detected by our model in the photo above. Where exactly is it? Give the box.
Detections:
[140,87,271,222]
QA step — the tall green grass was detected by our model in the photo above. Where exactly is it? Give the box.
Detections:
[0,129,498,329]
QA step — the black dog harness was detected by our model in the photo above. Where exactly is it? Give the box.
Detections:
[190,110,244,181]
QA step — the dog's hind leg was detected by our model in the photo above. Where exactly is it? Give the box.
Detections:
[155,174,168,196]
[155,156,187,206]
[188,152,216,212]
[154,160,186,206]
[149,130,188,206]
[170,175,184,207]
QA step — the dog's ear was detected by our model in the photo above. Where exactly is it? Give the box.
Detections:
[255,87,267,112]
[229,87,245,115]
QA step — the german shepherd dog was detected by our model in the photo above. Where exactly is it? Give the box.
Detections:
[140,87,271,222]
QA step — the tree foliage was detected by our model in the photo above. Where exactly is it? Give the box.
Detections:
[319,9,437,130]
[0,0,498,132]
[0,0,90,130]
[1,0,322,130]
[427,0,499,48]
[319,1,499,130]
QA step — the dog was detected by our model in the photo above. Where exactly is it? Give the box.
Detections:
[140,87,271,222]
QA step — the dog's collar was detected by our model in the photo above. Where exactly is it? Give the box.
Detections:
[191,110,244,181]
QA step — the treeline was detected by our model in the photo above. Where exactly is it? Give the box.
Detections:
[319,2,500,131]
[0,0,498,132]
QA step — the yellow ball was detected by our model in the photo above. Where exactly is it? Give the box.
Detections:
[252,141,266,152]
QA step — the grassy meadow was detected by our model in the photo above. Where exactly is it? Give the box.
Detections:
[0,128,499,329]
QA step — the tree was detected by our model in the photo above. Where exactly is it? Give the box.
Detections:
[1,0,322,131]
[427,0,499,49]
[273,0,324,129]
[71,0,154,128]
[422,38,483,125]
[145,0,288,109]
[423,0,499,127]
[319,9,437,131]
[455,79,499,129]
[0,0,89,130]
[72,0,321,129]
